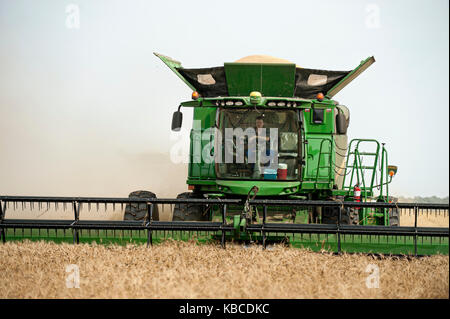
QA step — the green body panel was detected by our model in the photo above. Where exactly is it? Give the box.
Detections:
[303,138,334,181]
[188,107,217,181]
[224,63,296,97]
[303,103,334,133]
[295,102,335,192]
[216,180,300,196]
[187,180,300,196]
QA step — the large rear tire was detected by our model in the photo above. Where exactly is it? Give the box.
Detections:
[322,206,359,225]
[389,208,400,226]
[388,197,400,226]
[377,196,400,226]
[172,192,209,221]
[123,190,159,221]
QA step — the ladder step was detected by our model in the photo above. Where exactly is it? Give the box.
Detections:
[349,152,377,156]
[343,187,373,191]
[346,165,375,169]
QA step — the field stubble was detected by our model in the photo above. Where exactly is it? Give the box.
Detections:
[0,240,448,299]
[399,209,448,227]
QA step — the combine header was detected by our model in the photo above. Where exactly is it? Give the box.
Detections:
[1,54,448,256]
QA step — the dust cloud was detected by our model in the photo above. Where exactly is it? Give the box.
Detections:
[0,148,188,221]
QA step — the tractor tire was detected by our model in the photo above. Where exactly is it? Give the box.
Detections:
[123,190,159,221]
[172,192,209,221]
[377,196,400,226]
[322,206,359,225]
[342,207,360,225]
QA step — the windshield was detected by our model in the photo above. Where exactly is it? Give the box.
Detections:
[216,109,300,180]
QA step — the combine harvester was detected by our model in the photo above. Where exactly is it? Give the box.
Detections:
[0,54,448,256]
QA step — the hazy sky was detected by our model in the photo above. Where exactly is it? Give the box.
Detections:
[0,0,448,198]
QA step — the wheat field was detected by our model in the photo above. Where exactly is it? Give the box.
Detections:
[399,209,448,227]
[0,240,447,299]
[1,206,447,299]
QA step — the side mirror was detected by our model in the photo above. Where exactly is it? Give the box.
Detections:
[171,111,183,131]
[335,111,347,135]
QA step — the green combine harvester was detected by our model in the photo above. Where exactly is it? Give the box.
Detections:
[0,53,448,256]
[157,53,396,225]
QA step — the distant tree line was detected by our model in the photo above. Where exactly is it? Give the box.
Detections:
[397,196,449,204]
